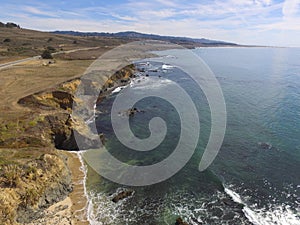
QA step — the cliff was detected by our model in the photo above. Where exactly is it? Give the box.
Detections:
[0,64,135,224]
[0,151,72,224]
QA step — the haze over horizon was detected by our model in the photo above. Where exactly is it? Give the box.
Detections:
[1,0,300,47]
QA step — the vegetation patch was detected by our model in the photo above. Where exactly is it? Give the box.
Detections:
[0,150,72,224]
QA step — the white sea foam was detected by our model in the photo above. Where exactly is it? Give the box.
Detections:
[243,205,300,225]
[85,115,96,125]
[130,77,173,90]
[85,103,97,125]
[112,86,126,94]
[162,64,175,70]
[76,151,117,225]
[224,187,244,204]
[224,186,300,225]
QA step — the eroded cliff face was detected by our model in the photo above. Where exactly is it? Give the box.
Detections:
[0,65,135,224]
[14,78,94,151]
[0,152,72,224]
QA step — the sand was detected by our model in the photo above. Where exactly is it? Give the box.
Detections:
[23,151,89,225]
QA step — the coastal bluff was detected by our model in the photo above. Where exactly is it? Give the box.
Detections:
[0,63,135,224]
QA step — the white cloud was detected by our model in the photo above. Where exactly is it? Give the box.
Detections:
[282,0,300,19]
[255,0,273,6]
[111,13,138,21]
[1,0,300,47]
[23,6,59,17]
[155,0,178,7]
[136,9,177,19]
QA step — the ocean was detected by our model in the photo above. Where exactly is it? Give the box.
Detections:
[82,47,300,225]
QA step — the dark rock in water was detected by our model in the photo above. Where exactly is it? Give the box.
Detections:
[112,189,134,203]
[258,142,272,150]
[138,67,145,72]
[127,107,145,117]
[128,108,138,116]
[175,217,189,225]
[222,198,235,206]
[99,133,106,145]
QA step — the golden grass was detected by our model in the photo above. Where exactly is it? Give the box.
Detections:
[0,149,69,224]
[0,27,134,224]
[0,59,93,113]
[0,27,129,60]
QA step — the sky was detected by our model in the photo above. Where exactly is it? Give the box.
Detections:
[0,0,300,47]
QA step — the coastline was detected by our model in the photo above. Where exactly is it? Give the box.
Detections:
[66,151,90,225]
[24,151,89,225]
[0,44,170,224]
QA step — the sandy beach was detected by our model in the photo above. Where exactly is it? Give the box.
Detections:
[24,151,89,225]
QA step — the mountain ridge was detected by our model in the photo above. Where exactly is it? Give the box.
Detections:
[52,30,239,47]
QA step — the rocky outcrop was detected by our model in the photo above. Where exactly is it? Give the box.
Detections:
[0,64,136,224]
[258,142,273,150]
[17,169,72,223]
[112,189,134,203]
[0,153,72,224]
[14,65,135,151]
[18,89,76,111]
[12,78,98,150]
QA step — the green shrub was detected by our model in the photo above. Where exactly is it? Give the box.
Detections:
[3,38,11,43]
[1,164,23,188]
[21,188,40,207]
[46,46,56,52]
[41,49,53,59]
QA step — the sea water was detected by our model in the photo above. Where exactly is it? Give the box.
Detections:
[84,47,300,225]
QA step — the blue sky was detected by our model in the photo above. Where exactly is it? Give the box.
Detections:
[1,0,300,47]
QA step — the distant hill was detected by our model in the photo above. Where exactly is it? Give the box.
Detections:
[52,31,238,47]
[0,25,129,59]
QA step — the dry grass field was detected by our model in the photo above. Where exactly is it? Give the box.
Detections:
[0,27,129,224]
[0,27,130,118]
[0,27,128,63]
[0,59,93,111]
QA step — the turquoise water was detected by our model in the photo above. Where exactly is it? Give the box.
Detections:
[197,47,300,224]
[86,47,300,225]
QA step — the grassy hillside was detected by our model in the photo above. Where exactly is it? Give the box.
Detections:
[0,27,129,63]
[0,26,134,224]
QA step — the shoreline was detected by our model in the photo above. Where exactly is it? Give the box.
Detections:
[66,151,90,225]
[25,48,165,224]
[27,151,90,225]
[18,150,90,225]
[25,151,90,225]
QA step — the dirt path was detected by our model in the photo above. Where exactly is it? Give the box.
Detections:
[0,56,40,70]
[0,47,101,71]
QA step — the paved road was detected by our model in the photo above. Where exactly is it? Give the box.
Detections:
[0,47,100,70]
